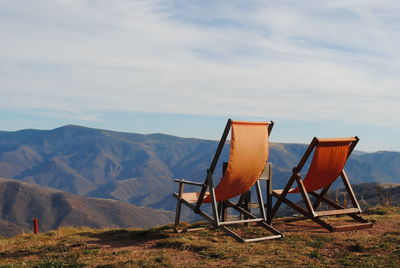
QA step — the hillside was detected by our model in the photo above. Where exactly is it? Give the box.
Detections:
[0,125,399,212]
[339,183,400,208]
[0,207,399,267]
[276,183,400,217]
[0,178,173,237]
[0,125,222,210]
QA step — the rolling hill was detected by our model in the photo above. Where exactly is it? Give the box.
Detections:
[0,178,173,237]
[0,125,399,212]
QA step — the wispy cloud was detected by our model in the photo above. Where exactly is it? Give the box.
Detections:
[1,0,399,128]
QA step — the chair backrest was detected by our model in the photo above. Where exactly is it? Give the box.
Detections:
[204,121,271,202]
[290,137,358,193]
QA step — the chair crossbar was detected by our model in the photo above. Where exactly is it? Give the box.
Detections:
[315,208,360,217]
[244,235,283,243]
[219,218,264,225]
[173,179,204,187]
[174,227,207,233]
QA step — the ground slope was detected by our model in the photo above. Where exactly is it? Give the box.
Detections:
[0,207,399,267]
[0,178,173,237]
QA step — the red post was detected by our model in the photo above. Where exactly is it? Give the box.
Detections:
[33,218,39,234]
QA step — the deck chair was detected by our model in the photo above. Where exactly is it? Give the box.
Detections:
[271,137,373,232]
[172,119,283,242]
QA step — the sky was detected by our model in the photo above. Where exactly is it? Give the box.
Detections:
[0,0,399,152]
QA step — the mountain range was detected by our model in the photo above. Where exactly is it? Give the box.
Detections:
[0,125,399,213]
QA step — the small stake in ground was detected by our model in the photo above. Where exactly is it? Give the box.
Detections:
[33,218,39,234]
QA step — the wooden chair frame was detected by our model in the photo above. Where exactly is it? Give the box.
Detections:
[271,137,373,232]
[172,119,283,242]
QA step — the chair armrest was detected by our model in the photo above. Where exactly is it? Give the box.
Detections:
[173,179,204,187]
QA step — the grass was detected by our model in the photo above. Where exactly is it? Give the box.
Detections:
[0,207,399,267]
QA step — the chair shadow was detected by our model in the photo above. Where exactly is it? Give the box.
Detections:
[76,225,174,248]
[274,221,329,233]
[282,223,327,233]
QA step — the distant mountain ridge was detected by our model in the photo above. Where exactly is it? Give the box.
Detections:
[0,178,173,237]
[0,125,399,212]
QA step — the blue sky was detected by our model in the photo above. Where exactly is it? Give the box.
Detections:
[1,0,399,151]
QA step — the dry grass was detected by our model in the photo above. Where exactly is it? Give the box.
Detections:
[1,206,399,267]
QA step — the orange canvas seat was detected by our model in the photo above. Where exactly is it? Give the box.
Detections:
[271,137,373,232]
[172,119,282,242]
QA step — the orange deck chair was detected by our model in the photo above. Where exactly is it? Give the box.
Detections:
[172,119,283,242]
[270,137,373,232]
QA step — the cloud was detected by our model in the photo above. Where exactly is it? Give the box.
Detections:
[0,0,399,127]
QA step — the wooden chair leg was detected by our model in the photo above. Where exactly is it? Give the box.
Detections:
[255,180,267,222]
[271,174,296,219]
[174,182,184,232]
[221,203,228,222]
[174,199,182,232]
[266,175,273,224]
[244,191,251,224]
